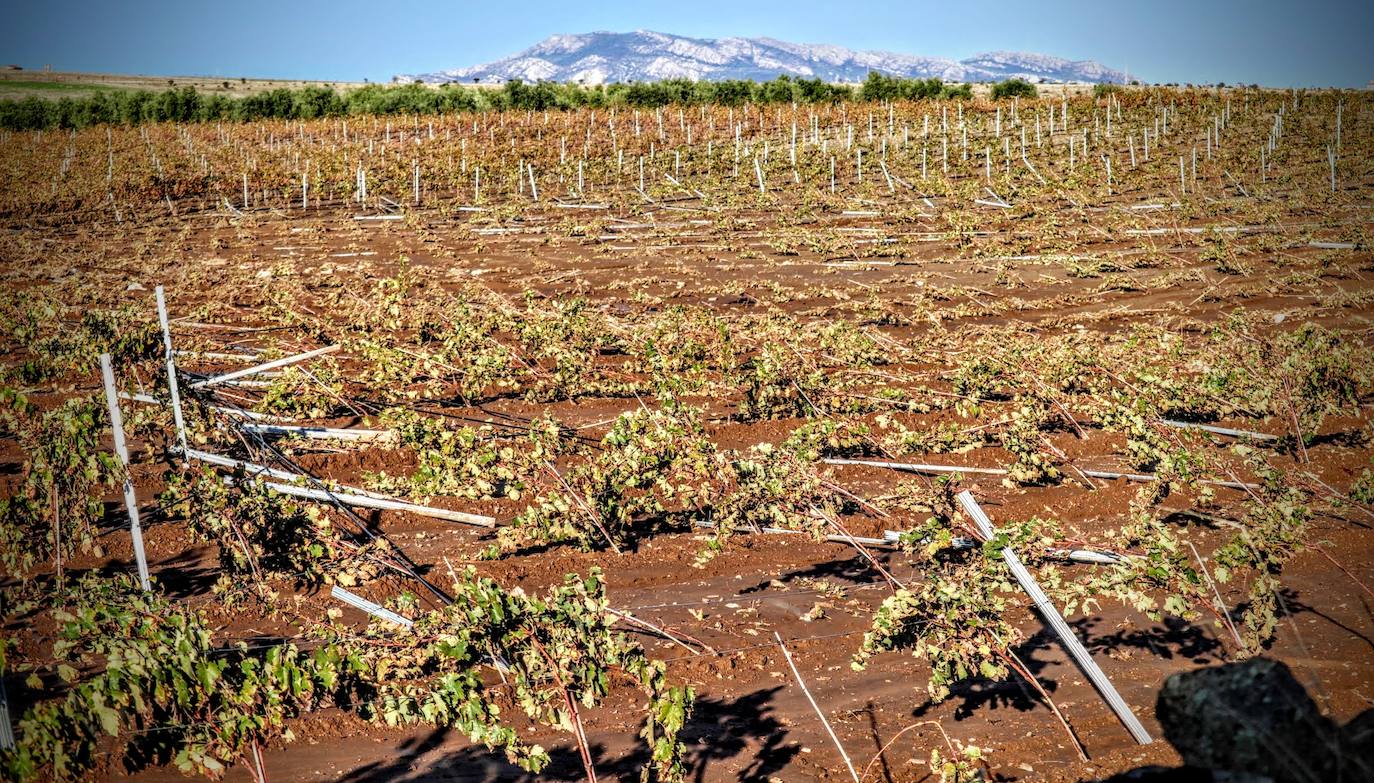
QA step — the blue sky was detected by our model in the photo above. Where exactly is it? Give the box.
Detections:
[3,0,1371,87]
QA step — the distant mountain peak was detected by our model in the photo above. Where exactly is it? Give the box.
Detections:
[398,31,1130,86]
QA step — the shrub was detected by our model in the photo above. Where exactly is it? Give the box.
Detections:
[861,72,948,101]
[991,78,1037,99]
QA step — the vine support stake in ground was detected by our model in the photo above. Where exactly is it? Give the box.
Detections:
[774,631,862,783]
[100,353,152,592]
[155,286,188,454]
[0,677,12,751]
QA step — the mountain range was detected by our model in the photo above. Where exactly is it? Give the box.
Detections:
[398,30,1131,86]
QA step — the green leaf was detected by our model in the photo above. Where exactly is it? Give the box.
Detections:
[93,703,120,735]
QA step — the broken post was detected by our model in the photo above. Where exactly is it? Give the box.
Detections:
[186,446,496,527]
[955,490,1152,745]
[331,585,413,627]
[0,678,12,751]
[189,344,339,389]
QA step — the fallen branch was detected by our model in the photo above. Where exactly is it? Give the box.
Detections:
[605,608,715,654]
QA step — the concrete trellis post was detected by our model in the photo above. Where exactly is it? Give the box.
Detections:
[956,491,1153,746]
[1335,101,1342,153]
[0,677,12,750]
[100,354,151,592]
[155,287,188,454]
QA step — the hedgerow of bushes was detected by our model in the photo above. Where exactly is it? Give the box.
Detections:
[0,72,990,131]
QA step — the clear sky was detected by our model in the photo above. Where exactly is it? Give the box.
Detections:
[3,0,1371,88]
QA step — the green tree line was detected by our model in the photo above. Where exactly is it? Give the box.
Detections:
[0,72,986,131]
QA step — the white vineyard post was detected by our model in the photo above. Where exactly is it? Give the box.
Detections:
[775,632,862,783]
[154,286,188,454]
[0,677,12,750]
[956,491,1153,745]
[100,354,152,592]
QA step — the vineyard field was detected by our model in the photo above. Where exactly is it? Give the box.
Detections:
[1,85,1372,782]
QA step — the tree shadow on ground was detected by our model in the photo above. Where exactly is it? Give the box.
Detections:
[907,608,1230,725]
[338,686,798,783]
